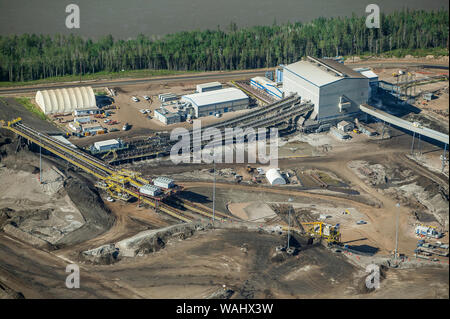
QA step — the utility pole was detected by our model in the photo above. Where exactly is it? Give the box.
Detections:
[212,149,216,228]
[394,203,400,259]
[442,144,448,172]
[287,198,293,249]
[39,133,42,184]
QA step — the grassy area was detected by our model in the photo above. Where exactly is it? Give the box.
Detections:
[316,171,340,186]
[14,97,47,121]
[0,69,199,88]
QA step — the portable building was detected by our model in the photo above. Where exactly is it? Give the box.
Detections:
[94,139,120,152]
[139,184,162,197]
[153,177,175,189]
[196,82,222,93]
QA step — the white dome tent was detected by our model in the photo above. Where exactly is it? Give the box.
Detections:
[265,168,286,185]
[35,86,97,114]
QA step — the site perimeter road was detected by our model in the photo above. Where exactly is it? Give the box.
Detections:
[0,69,268,94]
[0,61,447,95]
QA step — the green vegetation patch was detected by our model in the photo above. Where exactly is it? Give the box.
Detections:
[14,97,47,121]
[0,69,197,88]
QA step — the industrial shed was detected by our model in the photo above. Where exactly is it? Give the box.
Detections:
[154,108,181,125]
[94,139,120,152]
[35,86,97,114]
[139,184,162,197]
[181,87,249,118]
[196,82,222,93]
[153,177,175,189]
[265,168,286,185]
[282,56,369,122]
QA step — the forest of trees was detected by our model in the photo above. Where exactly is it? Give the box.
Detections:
[0,9,448,82]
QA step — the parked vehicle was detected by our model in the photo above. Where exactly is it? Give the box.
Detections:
[132,97,139,102]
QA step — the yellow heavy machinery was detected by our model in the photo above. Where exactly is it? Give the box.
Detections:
[283,221,341,245]
[304,222,341,244]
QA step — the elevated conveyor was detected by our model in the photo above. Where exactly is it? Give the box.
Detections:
[360,104,449,145]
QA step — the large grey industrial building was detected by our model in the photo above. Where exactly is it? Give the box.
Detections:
[181,87,249,118]
[282,56,369,122]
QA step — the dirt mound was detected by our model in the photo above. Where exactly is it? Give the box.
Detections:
[56,176,115,247]
[116,222,204,257]
[81,244,120,265]
[3,223,54,250]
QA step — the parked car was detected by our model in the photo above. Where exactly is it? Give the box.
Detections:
[132,96,139,102]
[106,196,114,202]
[356,220,367,225]
[143,95,150,100]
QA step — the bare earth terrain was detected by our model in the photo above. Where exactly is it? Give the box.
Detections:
[0,58,448,299]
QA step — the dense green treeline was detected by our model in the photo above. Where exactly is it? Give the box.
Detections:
[0,9,448,82]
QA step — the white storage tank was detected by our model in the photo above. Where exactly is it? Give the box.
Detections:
[265,168,286,185]
[153,177,175,189]
[139,184,162,197]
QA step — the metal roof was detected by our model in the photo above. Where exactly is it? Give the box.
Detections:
[155,108,180,119]
[154,177,174,183]
[140,184,161,192]
[182,87,248,107]
[283,57,366,87]
[283,61,342,87]
[197,81,222,89]
[94,139,120,148]
[353,68,378,80]
[251,76,276,86]
[316,58,365,79]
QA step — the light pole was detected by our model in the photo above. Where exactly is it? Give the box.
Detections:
[287,198,293,249]
[394,203,400,259]
[210,148,216,228]
[38,133,42,184]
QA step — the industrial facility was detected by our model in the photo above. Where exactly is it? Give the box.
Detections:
[282,56,369,122]
[181,87,249,118]
[196,81,222,93]
[154,107,182,125]
[250,76,284,99]
[35,86,97,114]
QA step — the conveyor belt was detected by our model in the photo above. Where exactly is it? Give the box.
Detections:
[360,104,449,144]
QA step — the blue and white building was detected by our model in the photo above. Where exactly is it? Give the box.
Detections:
[250,76,284,100]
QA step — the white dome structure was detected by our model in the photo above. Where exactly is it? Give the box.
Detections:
[35,86,97,114]
[265,168,286,185]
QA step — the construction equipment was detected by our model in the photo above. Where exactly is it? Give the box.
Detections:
[282,221,341,245]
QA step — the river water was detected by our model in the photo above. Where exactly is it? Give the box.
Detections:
[0,0,448,39]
